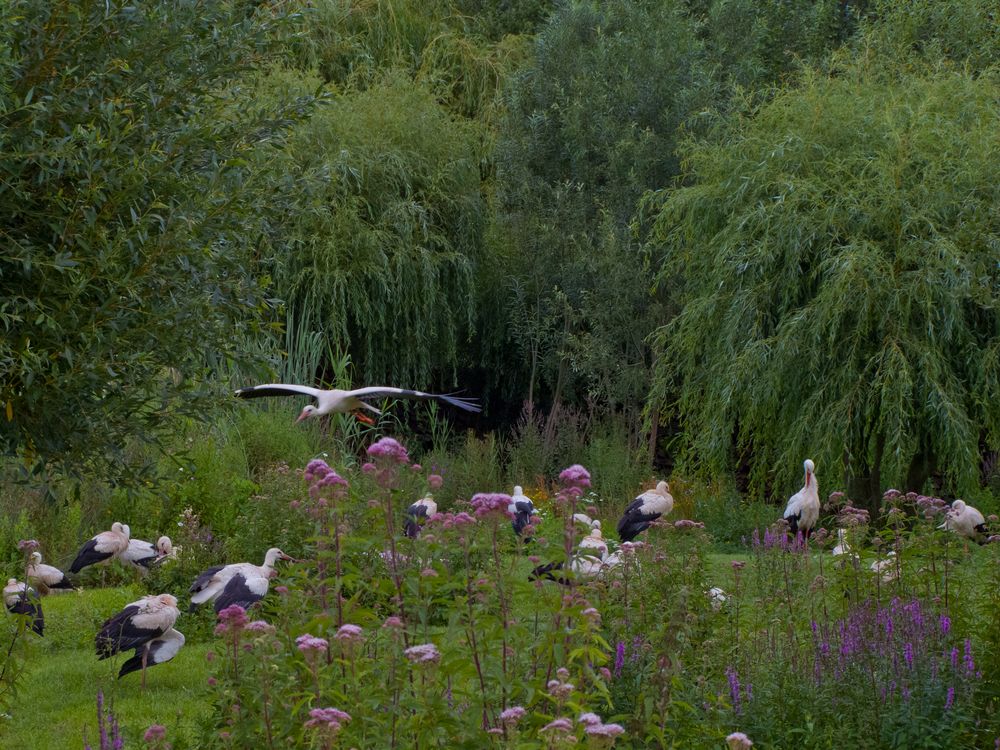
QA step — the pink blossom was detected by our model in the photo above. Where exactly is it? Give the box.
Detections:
[582,607,601,623]
[487,728,503,735]
[382,616,404,629]
[578,712,601,726]
[205,651,215,662]
[215,605,248,634]
[335,624,364,644]
[366,437,411,464]
[207,676,217,686]
[16,539,39,553]
[558,464,592,489]
[556,667,570,680]
[296,634,329,654]
[726,732,754,749]
[274,585,288,595]
[245,620,275,634]
[585,723,625,738]
[428,474,444,489]
[404,643,441,664]
[500,706,527,725]
[541,718,573,733]
[304,707,351,732]
[547,678,574,700]
[362,462,376,474]
[471,493,514,520]
[598,667,612,681]
[420,567,438,577]
[143,724,167,742]
[731,560,746,570]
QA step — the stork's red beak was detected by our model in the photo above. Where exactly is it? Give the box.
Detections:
[354,412,375,425]
[295,412,308,423]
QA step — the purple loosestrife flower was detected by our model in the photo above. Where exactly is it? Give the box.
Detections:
[945,686,955,710]
[726,667,742,714]
[614,641,625,676]
[904,642,914,669]
[404,643,441,664]
[367,437,410,464]
[963,639,975,675]
[940,615,951,635]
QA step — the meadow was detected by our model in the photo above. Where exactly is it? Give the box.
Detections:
[2,407,998,749]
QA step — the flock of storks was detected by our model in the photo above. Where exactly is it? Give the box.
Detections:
[4,382,993,688]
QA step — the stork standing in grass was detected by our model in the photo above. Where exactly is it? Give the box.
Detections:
[118,628,185,682]
[189,548,293,613]
[404,494,437,539]
[122,535,175,574]
[234,383,480,425]
[782,459,820,538]
[509,486,538,538]
[4,579,44,635]
[939,500,988,542]
[96,594,181,688]
[70,522,130,574]
[617,482,674,543]
[26,551,73,594]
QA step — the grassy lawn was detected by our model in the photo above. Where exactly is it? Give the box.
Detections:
[2,587,213,749]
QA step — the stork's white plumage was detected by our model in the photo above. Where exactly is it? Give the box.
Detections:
[509,486,538,537]
[572,512,597,530]
[118,628,185,680]
[871,551,898,583]
[404,494,438,539]
[189,548,292,613]
[4,578,44,635]
[939,500,987,541]
[121,538,160,572]
[26,552,73,593]
[234,383,480,424]
[96,594,180,688]
[578,524,608,559]
[70,522,130,574]
[707,587,728,611]
[782,459,820,537]
[831,529,851,556]
[617,481,673,542]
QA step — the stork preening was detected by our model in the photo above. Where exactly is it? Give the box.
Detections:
[69,522,130,574]
[782,460,820,538]
[118,628,185,681]
[509,486,538,538]
[404,494,437,539]
[122,535,175,573]
[189,548,293,613]
[530,522,618,585]
[939,500,987,542]
[578,523,608,559]
[4,579,44,635]
[96,594,181,688]
[26,551,73,593]
[617,481,674,543]
[234,383,480,425]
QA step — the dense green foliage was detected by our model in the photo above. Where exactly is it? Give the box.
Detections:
[0,0,313,480]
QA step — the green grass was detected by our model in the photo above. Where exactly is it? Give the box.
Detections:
[2,587,213,749]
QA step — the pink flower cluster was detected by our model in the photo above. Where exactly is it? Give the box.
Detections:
[214,605,248,635]
[366,437,411,464]
[335,624,363,644]
[540,718,573,734]
[17,539,39,553]
[726,731,754,749]
[499,706,527,726]
[428,511,477,530]
[403,642,441,664]
[382,616,404,629]
[142,724,167,744]
[838,506,870,526]
[304,707,351,733]
[245,620,275,635]
[428,474,444,489]
[296,634,329,654]
[673,519,706,530]
[547,668,574,701]
[558,464,591,490]
[471,493,513,520]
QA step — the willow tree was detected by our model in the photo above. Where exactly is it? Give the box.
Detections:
[646,63,1000,502]
[261,73,485,388]
[0,1,307,481]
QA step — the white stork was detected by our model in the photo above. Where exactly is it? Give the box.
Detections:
[189,547,293,613]
[121,535,175,573]
[118,628,185,682]
[529,522,610,585]
[404,494,438,539]
[617,481,674,542]
[96,594,180,688]
[578,524,609,559]
[69,522,130,574]
[782,459,820,538]
[831,529,851,556]
[509,486,538,537]
[234,383,480,425]
[26,551,74,593]
[4,579,44,635]
[939,500,987,542]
